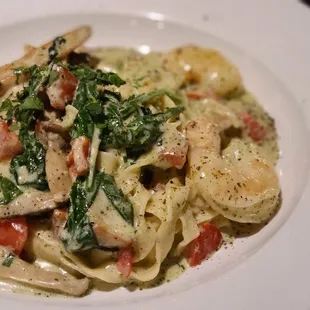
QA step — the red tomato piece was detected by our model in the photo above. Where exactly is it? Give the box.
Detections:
[52,209,68,239]
[67,136,90,178]
[185,89,219,101]
[0,217,28,255]
[239,112,267,142]
[159,145,188,169]
[117,246,133,278]
[184,222,222,267]
[0,121,22,161]
[47,66,78,110]
[186,92,209,100]
[66,151,79,181]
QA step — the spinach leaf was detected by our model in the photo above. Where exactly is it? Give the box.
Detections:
[0,65,50,128]
[61,176,101,252]
[48,36,66,62]
[12,65,49,128]
[72,80,99,111]
[0,176,22,205]
[99,173,133,225]
[10,129,48,191]
[14,65,49,96]
[0,99,13,112]
[102,105,184,155]
[70,83,117,138]
[99,88,183,155]
[0,99,20,124]
[120,89,181,119]
[14,107,40,128]
[61,171,134,252]
[47,69,59,86]
[70,109,94,140]
[68,66,125,87]
[19,96,44,111]
[70,81,100,140]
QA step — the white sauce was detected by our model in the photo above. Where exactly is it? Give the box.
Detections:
[17,166,38,184]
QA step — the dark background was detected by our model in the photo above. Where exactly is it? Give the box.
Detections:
[300,0,310,6]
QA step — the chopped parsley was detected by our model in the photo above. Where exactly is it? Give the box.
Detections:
[2,252,15,267]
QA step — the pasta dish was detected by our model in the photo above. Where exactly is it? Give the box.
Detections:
[0,26,280,296]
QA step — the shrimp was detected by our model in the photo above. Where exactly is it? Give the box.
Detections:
[186,117,280,223]
[162,45,244,97]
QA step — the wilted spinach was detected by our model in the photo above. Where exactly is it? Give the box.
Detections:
[0,176,22,205]
[102,105,184,156]
[11,65,49,128]
[120,89,181,119]
[68,66,125,87]
[61,171,134,252]
[70,79,122,139]
[70,109,94,140]
[10,129,48,191]
[99,172,133,225]
[61,175,100,252]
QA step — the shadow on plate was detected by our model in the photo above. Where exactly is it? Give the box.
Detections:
[300,0,310,7]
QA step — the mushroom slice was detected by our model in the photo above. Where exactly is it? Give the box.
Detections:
[0,191,57,219]
[0,25,91,93]
[0,247,89,296]
[42,122,71,142]
[46,139,72,200]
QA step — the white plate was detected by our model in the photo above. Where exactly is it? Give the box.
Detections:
[0,2,310,310]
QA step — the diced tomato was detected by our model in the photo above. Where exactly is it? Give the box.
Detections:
[66,150,74,166]
[0,217,28,255]
[0,121,22,161]
[239,112,267,142]
[67,136,90,178]
[159,145,188,169]
[186,88,220,102]
[117,246,133,278]
[52,209,68,239]
[158,131,188,170]
[186,92,209,100]
[47,66,78,110]
[184,222,222,267]
[67,151,79,181]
